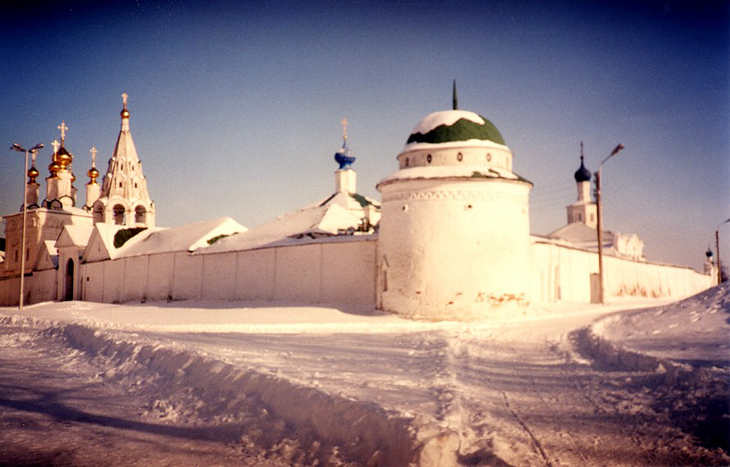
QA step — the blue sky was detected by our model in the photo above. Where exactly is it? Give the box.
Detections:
[1,0,728,271]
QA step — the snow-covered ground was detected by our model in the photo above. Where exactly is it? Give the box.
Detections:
[0,287,728,466]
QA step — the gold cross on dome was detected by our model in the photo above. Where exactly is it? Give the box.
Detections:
[51,139,60,154]
[341,117,348,141]
[122,93,128,109]
[57,121,68,143]
[90,146,97,167]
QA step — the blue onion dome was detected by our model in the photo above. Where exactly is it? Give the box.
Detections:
[706,247,713,258]
[574,156,591,183]
[335,142,356,169]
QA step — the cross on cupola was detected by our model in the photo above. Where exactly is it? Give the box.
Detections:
[58,121,68,144]
[341,117,348,143]
[90,146,97,167]
[51,139,60,154]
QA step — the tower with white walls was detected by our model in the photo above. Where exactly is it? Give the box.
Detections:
[376,88,533,319]
[566,142,597,228]
[92,93,155,227]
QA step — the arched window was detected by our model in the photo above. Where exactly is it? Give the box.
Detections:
[135,205,146,225]
[113,205,126,225]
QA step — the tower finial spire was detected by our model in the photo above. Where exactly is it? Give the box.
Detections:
[452,80,458,110]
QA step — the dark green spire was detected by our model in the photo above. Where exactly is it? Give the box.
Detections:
[452,80,458,110]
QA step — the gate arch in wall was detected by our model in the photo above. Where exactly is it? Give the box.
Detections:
[64,259,74,301]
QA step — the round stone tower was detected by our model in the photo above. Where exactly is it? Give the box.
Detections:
[376,107,533,319]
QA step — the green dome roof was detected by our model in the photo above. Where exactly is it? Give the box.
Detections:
[406,110,505,147]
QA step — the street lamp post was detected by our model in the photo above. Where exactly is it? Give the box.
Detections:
[716,218,730,285]
[595,143,625,305]
[10,142,44,310]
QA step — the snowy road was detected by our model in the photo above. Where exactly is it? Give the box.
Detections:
[0,324,288,467]
[0,290,728,466]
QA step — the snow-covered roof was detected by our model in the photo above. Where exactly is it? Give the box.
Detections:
[546,222,614,250]
[117,217,246,258]
[55,224,94,249]
[35,240,58,270]
[200,201,365,255]
[377,165,527,187]
[404,109,506,151]
[82,223,131,262]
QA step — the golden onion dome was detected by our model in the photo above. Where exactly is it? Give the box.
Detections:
[56,146,73,170]
[48,161,61,178]
[121,108,130,119]
[27,165,39,183]
[87,166,99,182]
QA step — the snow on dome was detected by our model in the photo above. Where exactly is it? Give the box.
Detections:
[410,110,485,134]
[405,110,505,149]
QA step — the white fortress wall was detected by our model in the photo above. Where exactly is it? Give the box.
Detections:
[123,255,149,302]
[102,259,124,304]
[234,248,276,301]
[274,244,322,303]
[32,269,57,303]
[532,238,712,303]
[72,236,377,306]
[201,252,236,301]
[147,253,175,301]
[83,261,104,302]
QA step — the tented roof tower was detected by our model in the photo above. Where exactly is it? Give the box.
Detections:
[92,94,155,228]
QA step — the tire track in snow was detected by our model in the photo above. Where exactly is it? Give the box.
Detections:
[501,390,554,467]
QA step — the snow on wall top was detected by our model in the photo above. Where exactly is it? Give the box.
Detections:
[117,217,246,258]
[377,165,527,187]
[200,200,363,255]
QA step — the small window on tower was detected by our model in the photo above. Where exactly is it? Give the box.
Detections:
[119,182,123,188]
[427,154,432,164]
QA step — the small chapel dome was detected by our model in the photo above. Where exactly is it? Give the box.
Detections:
[87,166,99,180]
[55,146,73,170]
[27,165,39,182]
[48,160,61,178]
[405,110,506,149]
[334,143,356,169]
[706,247,714,259]
[574,156,591,183]
[121,108,130,119]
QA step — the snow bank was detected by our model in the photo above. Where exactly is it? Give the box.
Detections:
[27,319,458,466]
[571,284,730,453]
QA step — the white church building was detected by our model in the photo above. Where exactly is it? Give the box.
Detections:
[0,93,713,319]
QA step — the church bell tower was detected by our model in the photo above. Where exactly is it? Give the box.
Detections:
[91,93,155,227]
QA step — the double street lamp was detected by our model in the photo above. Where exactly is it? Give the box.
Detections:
[595,143,625,305]
[10,142,44,310]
